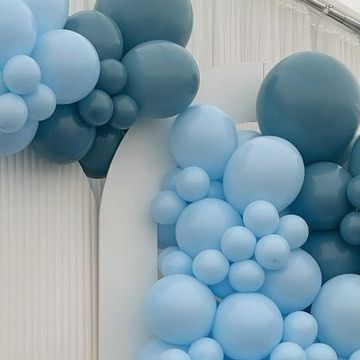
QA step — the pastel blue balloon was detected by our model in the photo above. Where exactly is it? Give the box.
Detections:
[291,162,354,230]
[137,339,187,360]
[161,349,191,360]
[158,246,179,272]
[0,94,28,133]
[229,260,265,293]
[158,224,177,249]
[210,277,236,300]
[303,230,360,283]
[237,130,260,147]
[176,167,210,202]
[243,200,280,237]
[145,275,217,345]
[23,0,69,35]
[350,136,360,176]
[276,215,309,250]
[350,350,360,360]
[348,175,360,209]
[3,55,41,95]
[0,0,37,68]
[176,198,242,257]
[192,249,229,285]
[340,211,360,246]
[162,166,182,191]
[32,30,100,105]
[0,119,38,155]
[23,84,57,121]
[151,191,187,225]
[223,136,305,213]
[213,293,283,360]
[283,311,318,348]
[189,338,224,360]
[97,59,127,95]
[305,343,337,360]
[221,226,256,262]
[255,234,291,270]
[170,105,238,180]
[270,342,306,360]
[109,95,138,130]
[260,249,322,315]
[161,250,193,277]
[0,71,7,95]
[257,52,360,164]
[207,181,225,200]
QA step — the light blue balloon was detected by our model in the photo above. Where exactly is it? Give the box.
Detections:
[176,198,242,257]
[192,249,229,285]
[161,250,193,277]
[207,181,225,200]
[350,350,360,360]
[145,275,217,346]
[237,130,260,147]
[158,224,177,249]
[350,136,360,176]
[23,0,69,35]
[158,246,179,272]
[276,215,309,250]
[137,339,187,360]
[0,0,37,68]
[223,136,305,213]
[260,249,322,315]
[189,338,224,360]
[213,293,283,360]
[340,211,360,246]
[348,175,360,209]
[210,277,236,300]
[32,30,100,105]
[151,191,187,225]
[270,342,306,360]
[305,343,337,360]
[0,71,7,95]
[161,349,191,360]
[23,84,56,121]
[282,311,318,349]
[0,94,28,133]
[162,166,182,191]
[312,274,360,358]
[170,105,238,180]
[176,166,210,202]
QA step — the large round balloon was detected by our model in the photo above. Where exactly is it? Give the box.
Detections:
[350,135,360,177]
[95,0,193,51]
[0,0,37,68]
[32,30,100,105]
[23,0,69,35]
[223,136,305,213]
[291,162,354,230]
[65,10,123,60]
[257,52,360,164]
[122,41,199,119]
[31,104,96,164]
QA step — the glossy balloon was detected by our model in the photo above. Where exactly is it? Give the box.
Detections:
[257,52,360,164]
[158,224,177,249]
[109,95,138,130]
[122,41,199,119]
[176,167,210,202]
[276,215,309,250]
[340,211,360,246]
[189,338,224,360]
[270,342,306,360]
[97,59,127,96]
[348,175,360,209]
[160,250,193,277]
[0,94,28,133]
[350,136,360,176]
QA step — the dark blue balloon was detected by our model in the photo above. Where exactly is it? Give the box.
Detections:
[257,52,360,164]
[109,94,138,130]
[97,59,127,96]
[350,135,360,177]
[32,104,96,164]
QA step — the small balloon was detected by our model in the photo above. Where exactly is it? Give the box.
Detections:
[350,136,360,177]
[160,250,193,277]
[97,59,127,96]
[189,338,224,360]
[340,211,360,246]
[158,246,179,272]
[348,175,360,209]
[176,167,210,202]
[137,339,187,360]
[0,94,28,134]
[276,215,309,250]
[109,95,138,130]
[305,344,337,360]
[270,342,306,360]
[161,349,191,360]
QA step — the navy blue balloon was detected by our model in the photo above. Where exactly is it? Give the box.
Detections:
[95,0,193,51]
[257,52,360,164]
[122,41,199,119]
[350,135,360,177]
[97,59,127,96]
[32,104,96,164]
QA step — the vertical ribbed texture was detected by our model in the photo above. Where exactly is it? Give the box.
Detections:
[0,149,98,360]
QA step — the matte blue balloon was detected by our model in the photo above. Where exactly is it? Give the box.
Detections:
[270,342,306,360]
[32,30,100,105]
[0,0,37,68]
[23,0,69,35]
[97,59,127,96]
[158,246,179,272]
[161,349,191,360]
[257,52,360,164]
[213,293,283,360]
[145,275,217,346]
[291,162,354,230]
[207,181,225,200]
[348,175,360,209]
[137,339,187,360]
[0,94,28,133]
[158,224,177,249]
[109,95,138,130]
[171,105,238,180]
[32,104,96,164]
[161,250,193,277]
[210,277,236,300]
[276,215,309,250]
[176,167,210,202]
[95,0,193,51]
[0,71,7,95]
[65,10,123,60]
[237,130,260,147]
[340,211,360,246]
[122,41,199,119]
[350,350,360,360]
[223,136,305,213]
[189,338,224,360]
[305,344,337,360]
[229,260,265,293]
[176,198,242,257]
[350,136,360,176]
[260,249,322,315]
[3,55,41,95]
[303,230,360,282]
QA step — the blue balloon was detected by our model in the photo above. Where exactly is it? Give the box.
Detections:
[162,166,182,191]
[122,41,199,119]
[176,167,210,202]
[276,215,309,250]
[160,250,193,277]
[213,293,283,360]
[158,224,177,249]
[210,277,236,300]
[145,275,217,345]
[350,135,360,177]
[97,59,127,96]
[137,339,187,360]
[161,349,191,360]
[350,350,360,360]
[189,338,224,360]
[340,211,360,246]
[270,342,306,360]
[257,52,360,164]
[176,198,242,257]
[0,94,28,133]
[237,130,260,147]
[32,30,100,105]
[109,95,138,130]
[0,71,7,95]
[348,175,360,209]
[207,181,225,200]
[223,136,305,213]
[158,246,179,272]
[0,0,37,68]
[305,344,337,360]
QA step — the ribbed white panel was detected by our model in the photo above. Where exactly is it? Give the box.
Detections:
[0,149,98,360]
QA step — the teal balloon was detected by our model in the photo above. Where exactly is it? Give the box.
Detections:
[65,10,123,60]
[80,125,124,178]
[348,175,360,209]
[95,0,193,51]
[302,230,360,282]
[0,94,28,133]
[109,95,138,130]
[97,59,127,96]
[79,89,114,126]
[0,0,37,68]
[340,212,360,246]
[350,135,360,176]
[32,104,96,164]
[257,52,360,164]
[122,41,199,119]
